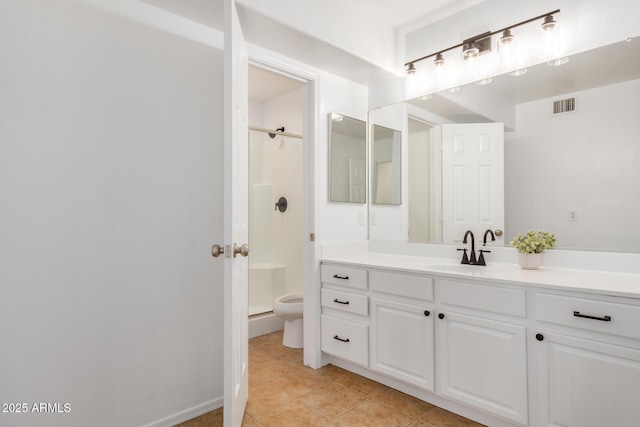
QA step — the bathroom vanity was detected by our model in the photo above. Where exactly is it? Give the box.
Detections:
[319,246,640,427]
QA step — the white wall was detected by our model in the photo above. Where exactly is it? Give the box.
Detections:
[0,1,224,426]
[505,79,640,252]
[316,74,369,244]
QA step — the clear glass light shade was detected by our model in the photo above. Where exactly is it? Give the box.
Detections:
[498,30,518,69]
[463,43,480,60]
[540,16,560,56]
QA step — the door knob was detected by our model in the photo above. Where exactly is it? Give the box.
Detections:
[233,243,250,258]
[494,229,504,237]
[211,244,224,258]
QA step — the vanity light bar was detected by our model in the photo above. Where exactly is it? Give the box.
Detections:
[404,9,560,73]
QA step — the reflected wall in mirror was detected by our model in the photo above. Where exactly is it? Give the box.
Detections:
[329,113,366,203]
[370,39,640,253]
[371,124,402,205]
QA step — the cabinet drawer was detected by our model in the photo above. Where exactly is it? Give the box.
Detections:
[438,280,526,317]
[535,293,640,340]
[370,271,434,302]
[321,314,368,366]
[321,288,368,316]
[321,264,367,290]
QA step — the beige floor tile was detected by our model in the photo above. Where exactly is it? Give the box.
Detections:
[420,407,485,426]
[245,382,295,418]
[242,413,265,426]
[180,331,487,427]
[175,407,223,427]
[254,399,332,427]
[333,369,389,397]
[373,388,435,418]
[270,372,333,397]
[249,346,276,365]
[276,347,304,365]
[249,357,295,380]
[334,399,414,427]
[301,383,368,418]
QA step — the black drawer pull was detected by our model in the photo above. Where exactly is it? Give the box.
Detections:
[536,333,544,341]
[333,274,349,280]
[333,298,350,305]
[438,313,445,320]
[573,311,611,322]
[424,310,430,317]
[333,335,350,343]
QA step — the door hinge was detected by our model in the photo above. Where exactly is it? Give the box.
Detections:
[309,233,315,242]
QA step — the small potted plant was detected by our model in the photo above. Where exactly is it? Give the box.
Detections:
[510,230,556,269]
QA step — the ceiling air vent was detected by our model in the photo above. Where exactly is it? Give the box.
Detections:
[553,97,576,114]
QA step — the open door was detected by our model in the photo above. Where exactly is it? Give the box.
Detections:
[223,0,249,425]
[441,123,504,243]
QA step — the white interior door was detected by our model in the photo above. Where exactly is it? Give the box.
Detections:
[441,123,504,243]
[349,157,365,202]
[223,0,249,425]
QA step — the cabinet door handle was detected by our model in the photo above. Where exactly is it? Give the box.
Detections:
[573,311,611,322]
[333,335,350,343]
[333,298,350,305]
[438,313,445,320]
[424,310,430,317]
[332,274,349,280]
[536,333,544,341]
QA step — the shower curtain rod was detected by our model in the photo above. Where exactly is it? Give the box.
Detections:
[249,126,303,139]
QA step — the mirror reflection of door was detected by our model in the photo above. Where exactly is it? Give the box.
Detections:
[441,122,504,243]
[349,157,365,203]
[371,124,402,205]
[408,118,441,242]
[329,113,366,203]
[375,161,393,203]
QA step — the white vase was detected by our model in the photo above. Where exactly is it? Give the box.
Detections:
[518,253,543,270]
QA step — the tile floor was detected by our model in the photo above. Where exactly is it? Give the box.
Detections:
[176,330,485,427]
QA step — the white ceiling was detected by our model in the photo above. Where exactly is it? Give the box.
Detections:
[138,0,482,95]
[139,0,223,29]
[138,0,478,34]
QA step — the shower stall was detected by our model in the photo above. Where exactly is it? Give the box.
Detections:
[248,127,303,319]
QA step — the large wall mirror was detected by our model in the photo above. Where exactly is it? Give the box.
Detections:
[329,113,367,203]
[369,38,640,252]
[371,124,402,205]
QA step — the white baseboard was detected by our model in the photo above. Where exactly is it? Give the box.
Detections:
[249,312,284,338]
[142,397,223,427]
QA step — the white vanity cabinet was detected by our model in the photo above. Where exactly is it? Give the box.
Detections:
[533,293,640,427]
[319,258,640,427]
[320,264,369,367]
[370,271,435,390]
[435,280,529,425]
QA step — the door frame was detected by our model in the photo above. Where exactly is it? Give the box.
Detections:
[246,46,321,368]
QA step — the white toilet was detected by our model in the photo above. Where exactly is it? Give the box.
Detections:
[273,293,303,348]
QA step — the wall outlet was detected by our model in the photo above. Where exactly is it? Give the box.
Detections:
[568,210,578,222]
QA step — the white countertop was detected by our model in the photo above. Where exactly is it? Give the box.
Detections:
[320,251,640,299]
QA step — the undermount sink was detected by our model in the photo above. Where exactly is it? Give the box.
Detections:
[425,264,503,276]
